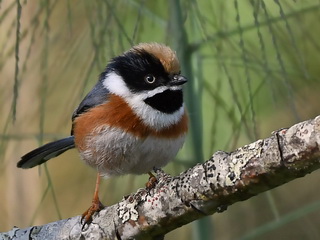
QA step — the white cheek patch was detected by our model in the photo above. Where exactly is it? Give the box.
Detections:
[103,72,132,97]
[103,71,185,130]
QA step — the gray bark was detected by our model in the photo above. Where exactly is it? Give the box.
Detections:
[1,115,320,240]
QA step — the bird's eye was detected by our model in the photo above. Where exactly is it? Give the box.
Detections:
[144,74,156,84]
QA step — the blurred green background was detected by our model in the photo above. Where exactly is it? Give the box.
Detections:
[1,1,320,239]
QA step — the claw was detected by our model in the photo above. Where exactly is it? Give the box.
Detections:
[146,171,158,190]
[81,200,104,225]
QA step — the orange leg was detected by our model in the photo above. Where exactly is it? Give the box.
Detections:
[81,173,105,225]
[145,171,158,190]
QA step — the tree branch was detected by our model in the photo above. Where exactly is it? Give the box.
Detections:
[2,115,320,240]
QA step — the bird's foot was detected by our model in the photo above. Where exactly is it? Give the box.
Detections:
[81,173,104,227]
[146,171,158,190]
[81,200,105,226]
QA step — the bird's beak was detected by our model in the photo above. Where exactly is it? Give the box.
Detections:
[169,75,187,86]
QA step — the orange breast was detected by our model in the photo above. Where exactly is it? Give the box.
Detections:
[73,94,188,151]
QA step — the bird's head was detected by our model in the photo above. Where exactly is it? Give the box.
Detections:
[102,43,187,129]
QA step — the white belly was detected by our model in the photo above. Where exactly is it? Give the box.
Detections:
[80,126,186,178]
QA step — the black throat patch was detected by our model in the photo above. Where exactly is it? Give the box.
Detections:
[144,89,183,114]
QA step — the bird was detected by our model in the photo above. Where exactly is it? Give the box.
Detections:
[17,42,188,224]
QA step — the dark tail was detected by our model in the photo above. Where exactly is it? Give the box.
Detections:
[17,136,75,169]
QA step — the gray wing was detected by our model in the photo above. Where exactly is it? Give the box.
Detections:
[71,80,109,134]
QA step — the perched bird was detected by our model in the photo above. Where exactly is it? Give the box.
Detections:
[17,43,188,223]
